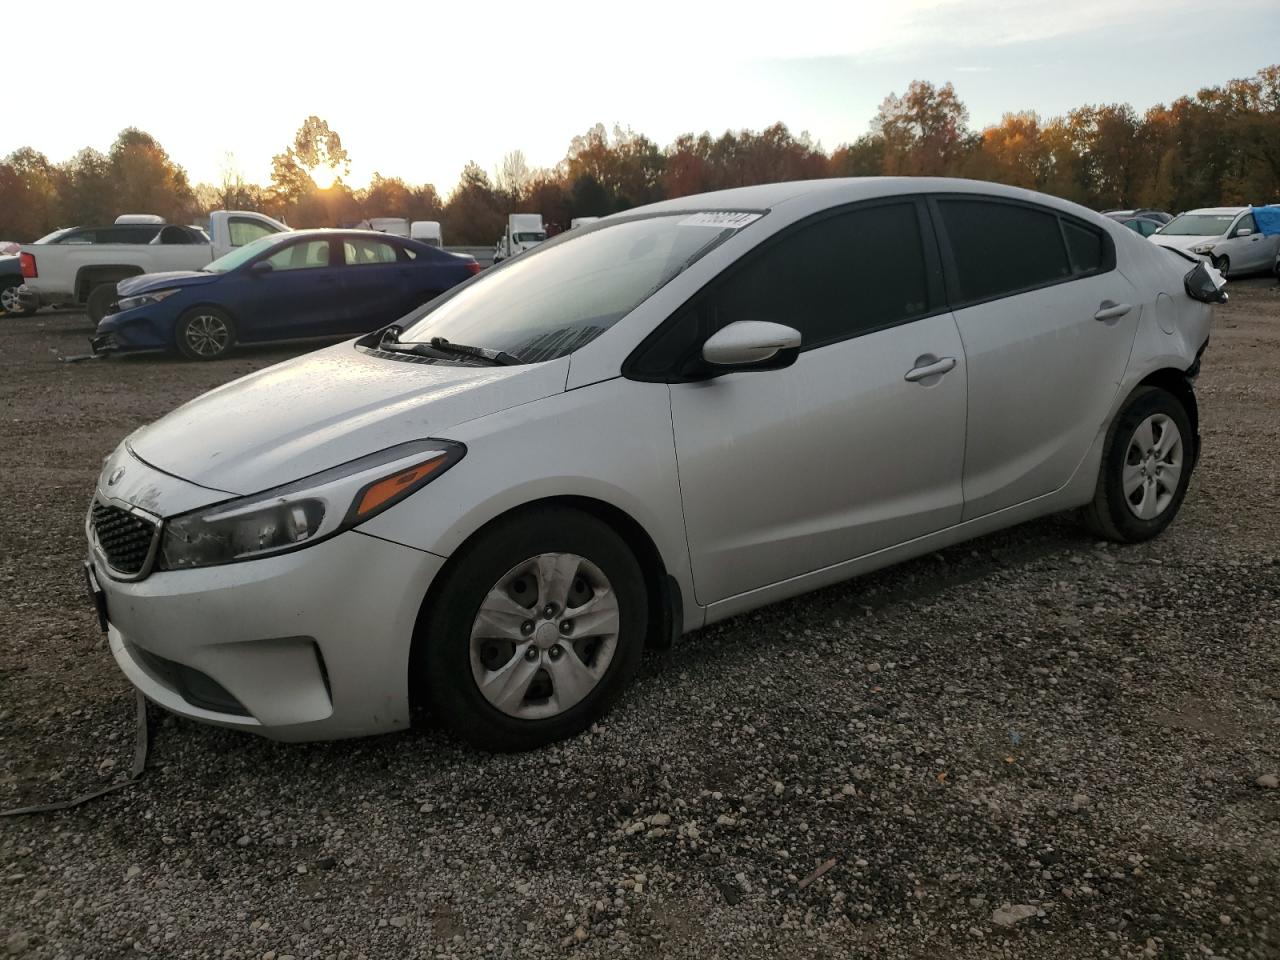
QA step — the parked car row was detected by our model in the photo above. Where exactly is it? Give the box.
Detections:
[92,229,481,360]
[15,211,288,320]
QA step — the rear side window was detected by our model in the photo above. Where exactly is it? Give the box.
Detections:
[937,199,1071,303]
[344,238,398,265]
[714,202,931,349]
[1062,220,1105,273]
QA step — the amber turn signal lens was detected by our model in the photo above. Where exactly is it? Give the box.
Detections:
[354,456,448,518]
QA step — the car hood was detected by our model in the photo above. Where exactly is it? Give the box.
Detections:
[1150,234,1219,252]
[117,270,220,297]
[128,343,571,499]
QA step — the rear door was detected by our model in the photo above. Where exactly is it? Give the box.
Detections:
[931,196,1140,520]
[338,235,409,331]
[234,237,344,340]
[658,199,968,605]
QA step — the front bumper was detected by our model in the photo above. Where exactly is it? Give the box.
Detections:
[91,306,174,355]
[92,530,445,741]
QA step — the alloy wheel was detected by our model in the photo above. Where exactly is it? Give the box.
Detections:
[469,552,620,720]
[1122,413,1183,520]
[184,314,230,357]
[0,285,22,315]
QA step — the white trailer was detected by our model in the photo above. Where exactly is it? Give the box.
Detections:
[493,213,547,262]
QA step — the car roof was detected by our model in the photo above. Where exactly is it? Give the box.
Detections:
[620,177,1108,222]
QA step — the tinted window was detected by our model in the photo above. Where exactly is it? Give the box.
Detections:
[714,202,930,348]
[266,239,331,271]
[228,218,276,247]
[1062,220,1105,273]
[938,199,1071,303]
[344,238,398,265]
[1234,214,1256,235]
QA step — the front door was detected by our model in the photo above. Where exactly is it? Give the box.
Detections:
[930,196,1141,519]
[238,238,344,340]
[663,199,968,605]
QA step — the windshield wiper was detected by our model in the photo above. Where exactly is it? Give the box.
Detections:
[376,329,520,366]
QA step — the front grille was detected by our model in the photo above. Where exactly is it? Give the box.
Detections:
[91,501,158,576]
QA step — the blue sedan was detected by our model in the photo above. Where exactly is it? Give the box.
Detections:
[91,230,481,360]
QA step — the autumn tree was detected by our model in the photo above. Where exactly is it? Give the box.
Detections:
[443,162,505,244]
[0,149,62,239]
[107,128,197,223]
[873,80,970,177]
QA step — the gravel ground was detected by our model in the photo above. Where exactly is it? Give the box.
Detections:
[2,284,1278,960]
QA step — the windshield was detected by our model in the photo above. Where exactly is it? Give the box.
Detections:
[399,212,761,363]
[514,232,547,243]
[203,234,282,273]
[1158,213,1236,237]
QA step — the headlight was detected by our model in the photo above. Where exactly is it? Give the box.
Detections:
[116,288,182,312]
[1191,244,1214,255]
[157,439,464,570]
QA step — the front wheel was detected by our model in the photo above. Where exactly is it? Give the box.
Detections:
[86,283,118,324]
[1082,386,1194,543]
[1213,255,1231,279]
[414,505,647,751]
[174,307,236,361]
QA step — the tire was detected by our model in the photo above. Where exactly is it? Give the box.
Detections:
[1082,385,1195,543]
[414,505,648,751]
[174,307,237,361]
[1,280,35,317]
[1213,255,1230,279]
[86,283,120,324]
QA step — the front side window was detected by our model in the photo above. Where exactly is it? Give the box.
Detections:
[717,202,931,347]
[228,218,277,247]
[1233,214,1257,236]
[938,199,1071,303]
[267,239,332,271]
[398,212,755,364]
[344,238,398,265]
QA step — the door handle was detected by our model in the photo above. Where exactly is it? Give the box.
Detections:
[904,356,956,382]
[1094,301,1131,321]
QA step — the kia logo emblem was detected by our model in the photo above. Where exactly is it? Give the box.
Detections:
[107,466,126,486]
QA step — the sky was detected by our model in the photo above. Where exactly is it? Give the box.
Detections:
[5,0,1278,195]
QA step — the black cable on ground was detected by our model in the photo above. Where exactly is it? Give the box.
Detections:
[0,692,149,818]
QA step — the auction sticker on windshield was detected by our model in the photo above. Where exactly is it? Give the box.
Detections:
[678,212,762,229]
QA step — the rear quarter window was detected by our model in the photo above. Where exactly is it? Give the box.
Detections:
[1062,220,1106,274]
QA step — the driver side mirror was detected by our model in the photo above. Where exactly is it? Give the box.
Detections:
[249,260,274,275]
[702,321,802,370]
[1234,227,1253,237]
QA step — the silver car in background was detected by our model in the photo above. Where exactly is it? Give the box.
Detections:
[1151,206,1280,278]
[85,178,1218,751]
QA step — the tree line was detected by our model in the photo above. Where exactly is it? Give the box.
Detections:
[2,64,1276,245]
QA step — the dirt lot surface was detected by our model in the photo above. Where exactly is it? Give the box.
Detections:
[2,284,1278,960]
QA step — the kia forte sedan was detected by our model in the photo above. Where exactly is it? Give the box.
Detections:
[85,178,1222,751]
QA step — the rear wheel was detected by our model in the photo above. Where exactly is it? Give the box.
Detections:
[1082,386,1194,543]
[174,307,236,361]
[86,283,119,323]
[414,505,647,751]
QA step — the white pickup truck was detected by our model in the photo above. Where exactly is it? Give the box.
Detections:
[16,210,288,321]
